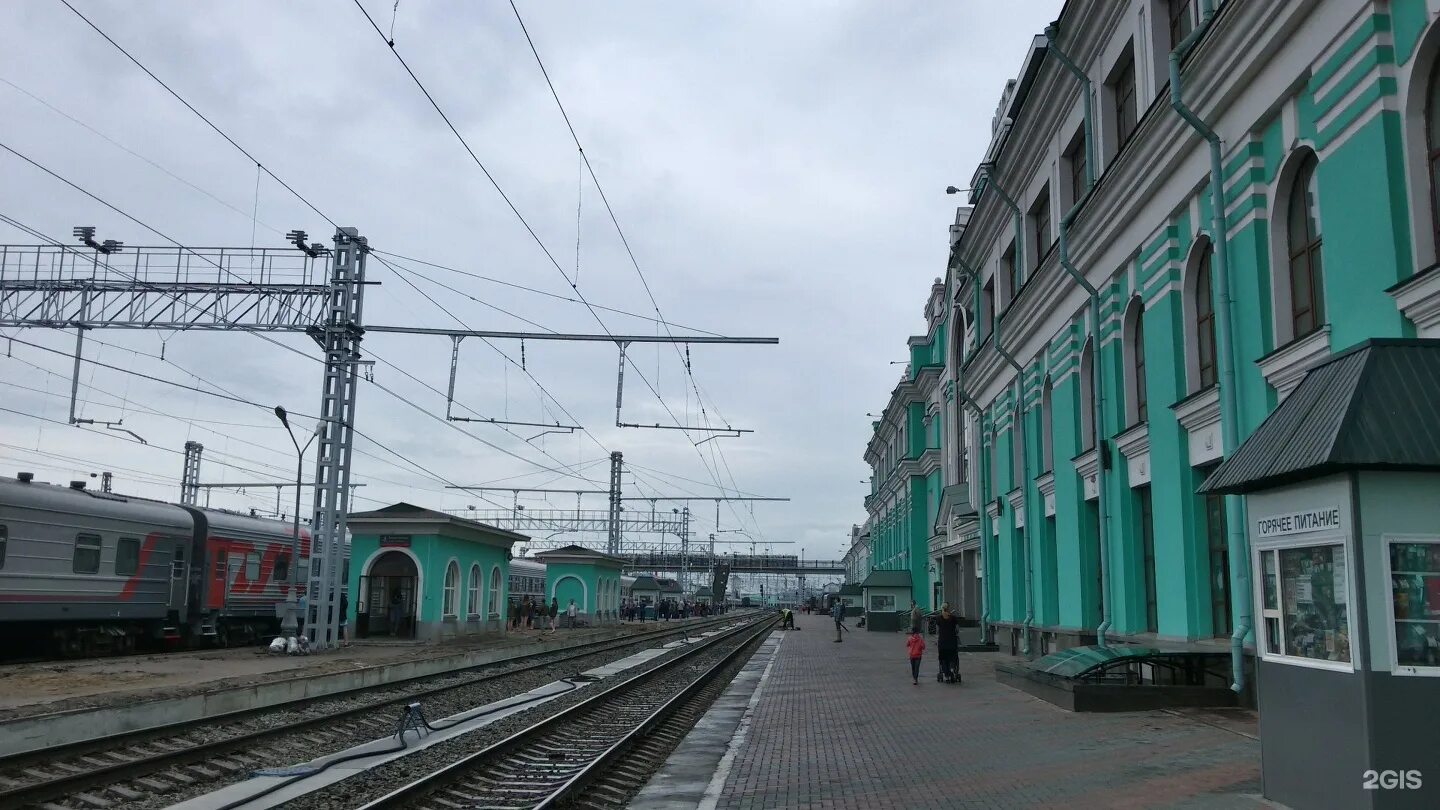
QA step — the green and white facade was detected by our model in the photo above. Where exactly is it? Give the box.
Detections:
[863,278,948,613]
[858,0,1440,661]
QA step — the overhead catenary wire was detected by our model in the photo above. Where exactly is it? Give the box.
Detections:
[33,3,763,534]
[349,1,768,541]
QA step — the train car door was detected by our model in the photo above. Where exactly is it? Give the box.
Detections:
[167,541,189,621]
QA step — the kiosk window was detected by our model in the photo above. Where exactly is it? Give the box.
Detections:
[1259,544,1351,664]
[1388,539,1440,669]
[869,594,895,612]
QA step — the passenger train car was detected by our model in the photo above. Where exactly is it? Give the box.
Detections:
[0,472,343,655]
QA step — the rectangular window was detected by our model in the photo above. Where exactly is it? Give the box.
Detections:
[1388,538,1440,671]
[246,553,260,582]
[115,537,140,577]
[1111,51,1138,149]
[275,554,290,583]
[1258,544,1352,665]
[172,544,185,579]
[1030,187,1051,266]
[0,524,6,569]
[1064,130,1087,209]
[869,593,895,612]
[73,534,102,574]
[1139,486,1157,633]
[1002,243,1019,304]
[1168,0,1193,51]
[214,549,227,580]
[980,279,995,342]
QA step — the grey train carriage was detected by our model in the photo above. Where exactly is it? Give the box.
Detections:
[0,472,342,655]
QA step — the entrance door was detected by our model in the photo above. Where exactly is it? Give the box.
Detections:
[362,550,419,638]
[168,541,189,612]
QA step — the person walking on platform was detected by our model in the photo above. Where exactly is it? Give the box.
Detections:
[566,598,578,628]
[934,602,960,684]
[548,597,559,631]
[906,628,926,685]
[909,600,923,634]
[831,600,846,642]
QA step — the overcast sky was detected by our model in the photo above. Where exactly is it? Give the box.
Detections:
[0,1,1061,564]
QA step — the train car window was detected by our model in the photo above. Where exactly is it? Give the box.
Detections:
[172,544,185,579]
[246,554,260,581]
[214,550,227,579]
[73,534,101,574]
[115,537,140,576]
[275,554,290,582]
[0,525,6,569]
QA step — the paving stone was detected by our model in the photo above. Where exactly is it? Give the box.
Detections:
[713,614,1262,809]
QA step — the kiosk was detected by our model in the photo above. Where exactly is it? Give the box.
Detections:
[1202,339,1440,809]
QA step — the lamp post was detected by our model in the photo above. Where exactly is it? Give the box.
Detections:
[275,406,319,638]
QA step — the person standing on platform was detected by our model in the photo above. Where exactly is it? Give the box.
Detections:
[831,600,846,642]
[934,602,960,683]
[909,601,923,634]
[548,597,559,631]
[521,596,533,630]
[907,628,927,685]
[566,598,578,628]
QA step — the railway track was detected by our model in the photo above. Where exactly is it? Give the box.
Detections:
[0,614,750,809]
[354,614,777,810]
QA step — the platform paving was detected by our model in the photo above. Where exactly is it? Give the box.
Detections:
[658,612,1271,809]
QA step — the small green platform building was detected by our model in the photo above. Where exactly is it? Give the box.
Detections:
[532,544,626,625]
[347,503,527,641]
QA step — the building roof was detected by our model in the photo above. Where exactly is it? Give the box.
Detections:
[532,544,627,566]
[347,502,529,544]
[695,586,714,597]
[838,583,864,596]
[1202,340,1440,494]
[861,570,913,588]
[629,575,660,591]
[658,578,681,593]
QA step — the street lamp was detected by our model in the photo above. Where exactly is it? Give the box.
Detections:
[945,185,974,195]
[275,405,320,638]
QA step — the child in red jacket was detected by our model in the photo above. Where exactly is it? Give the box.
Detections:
[906,630,926,685]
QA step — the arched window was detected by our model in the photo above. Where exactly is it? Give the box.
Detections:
[467,564,481,616]
[1011,406,1024,487]
[1123,298,1148,424]
[1287,153,1325,339]
[488,566,502,616]
[1079,340,1096,450]
[1427,61,1440,255]
[1193,247,1218,389]
[443,560,459,617]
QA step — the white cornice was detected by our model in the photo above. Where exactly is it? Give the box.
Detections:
[1006,486,1026,529]
[1257,326,1331,402]
[1035,471,1057,517]
[1072,448,1099,502]
[1172,385,1221,431]
[1390,267,1440,338]
[1114,422,1152,488]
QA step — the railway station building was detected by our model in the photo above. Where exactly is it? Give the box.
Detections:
[532,544,626,625]
[855,0,1440,693]
[347,503,527,641]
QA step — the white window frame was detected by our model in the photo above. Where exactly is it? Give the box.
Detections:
[442,559,460,619]
[489,566,503,618]
[1382,534,1440,677]
[466,564,481,619]
[1253,532,1356,673]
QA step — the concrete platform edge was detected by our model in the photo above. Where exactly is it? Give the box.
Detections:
[0,621,711,758]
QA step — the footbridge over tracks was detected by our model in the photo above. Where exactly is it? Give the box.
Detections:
[617,552,844,575]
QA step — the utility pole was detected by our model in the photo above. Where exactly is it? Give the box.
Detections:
[180,441,203,506]
[679,506,691,593]
[607,451,623,555]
